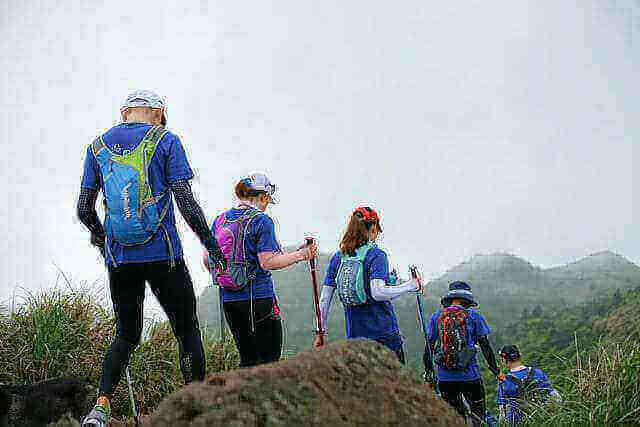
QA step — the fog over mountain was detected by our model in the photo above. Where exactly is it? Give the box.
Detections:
[1,0,637,305]
[198,250,640,367]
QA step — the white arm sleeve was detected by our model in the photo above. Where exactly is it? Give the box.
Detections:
[370,278,418,301]
[319,285,335,333]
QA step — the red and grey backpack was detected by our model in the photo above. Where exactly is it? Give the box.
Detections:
[434,306,476,370]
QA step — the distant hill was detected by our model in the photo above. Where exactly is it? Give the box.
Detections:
[197,251,640,368]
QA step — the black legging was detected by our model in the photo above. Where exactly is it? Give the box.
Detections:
[223,297,282,368]
[99,259,205,397]
[439,379,486,426]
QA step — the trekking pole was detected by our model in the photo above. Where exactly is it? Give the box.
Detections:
[208,256,227,366]
[410,265,439,397]
[125,365,138,426]
[306,237,324,347]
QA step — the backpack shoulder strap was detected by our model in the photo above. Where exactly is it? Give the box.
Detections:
[355,243,373,262]
[215,212,227,227]
[506,373,523,388]
[522,367,536,385]
[141,125,168,162]
[91,136,107,156]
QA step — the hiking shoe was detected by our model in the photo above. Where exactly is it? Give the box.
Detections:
[82,404,110,427]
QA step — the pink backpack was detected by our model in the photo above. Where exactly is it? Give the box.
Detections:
[211,209,261,291]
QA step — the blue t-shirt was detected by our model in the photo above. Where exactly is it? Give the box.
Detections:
[324,246,402,350]
[80,123,193,265]
[427,306,492,381]
[497,366,554,425]
[213,208,282,303]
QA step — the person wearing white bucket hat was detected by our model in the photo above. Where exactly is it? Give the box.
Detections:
[77,89,226,427]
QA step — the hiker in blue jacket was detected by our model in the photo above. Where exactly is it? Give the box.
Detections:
[423,282,502,426]
[203,173,317,368]
[497,344,562,425]
[77,90,226,427]
[316,206,423,364]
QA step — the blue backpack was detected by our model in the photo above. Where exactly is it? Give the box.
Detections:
[336,244,374,306]
[91,125,169,247]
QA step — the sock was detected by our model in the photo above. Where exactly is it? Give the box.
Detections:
[95,396,111,416]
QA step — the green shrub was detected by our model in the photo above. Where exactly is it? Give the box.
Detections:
[524,339,640,426]
[0,284,239,418]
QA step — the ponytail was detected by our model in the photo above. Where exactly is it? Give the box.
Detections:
[339,212,373,256]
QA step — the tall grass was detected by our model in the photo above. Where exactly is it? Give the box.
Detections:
[0,283,239,418]
[524,338,640,426]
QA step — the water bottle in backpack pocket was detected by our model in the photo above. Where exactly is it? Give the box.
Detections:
[336,244,374,306]
[434,306,477,370]
[211,209,261,291]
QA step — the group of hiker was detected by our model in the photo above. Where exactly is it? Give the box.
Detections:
[77,90,560,427]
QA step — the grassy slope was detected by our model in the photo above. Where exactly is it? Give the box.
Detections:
[0,285,239,419]
[483,286,640,425]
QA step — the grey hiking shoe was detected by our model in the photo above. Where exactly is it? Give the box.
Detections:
[82,404,110,427]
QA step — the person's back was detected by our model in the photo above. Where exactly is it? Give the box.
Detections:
[423,282,501,426]
[320,206,422,364]
[497,345,561,425]
[85,121,189,266]
[203,174,317,368]
[77,90,225,427]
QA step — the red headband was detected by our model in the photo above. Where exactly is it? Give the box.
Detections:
[354,206,381,230]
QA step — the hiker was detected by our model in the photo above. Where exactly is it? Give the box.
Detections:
[422,281,502,426]
[497,344,562,425]
[203,173,318,368]
[315,206,423,364]
[77,90,226,427]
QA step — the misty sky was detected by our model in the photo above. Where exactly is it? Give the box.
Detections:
[1,0,638,305]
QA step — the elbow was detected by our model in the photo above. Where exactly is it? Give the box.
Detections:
[370,286,383,302]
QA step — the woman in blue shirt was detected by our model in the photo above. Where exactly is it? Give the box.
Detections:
[204,172,317,367]
[316,206,423,364]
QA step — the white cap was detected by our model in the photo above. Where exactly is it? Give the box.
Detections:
[120,89,167,125]
[242,172,278,204]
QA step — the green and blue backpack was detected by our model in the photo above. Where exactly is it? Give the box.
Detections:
[91,125,169,247]
[336,243,374,306]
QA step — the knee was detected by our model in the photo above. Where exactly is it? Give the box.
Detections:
[112,336,139,355]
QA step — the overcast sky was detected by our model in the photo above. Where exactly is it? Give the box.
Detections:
[1,0,637,306]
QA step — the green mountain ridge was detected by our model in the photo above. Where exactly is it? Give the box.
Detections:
[197,250,640,368]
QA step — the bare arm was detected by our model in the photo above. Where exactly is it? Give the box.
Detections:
[258,249,308,270]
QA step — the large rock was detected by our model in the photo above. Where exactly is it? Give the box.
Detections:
[0,378,94,427]
[150,339,463,426]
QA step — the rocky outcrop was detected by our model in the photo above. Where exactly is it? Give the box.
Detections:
[0,378,94,427]
[150,339,463,426]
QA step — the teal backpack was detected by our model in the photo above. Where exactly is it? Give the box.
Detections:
[336,244,374,306]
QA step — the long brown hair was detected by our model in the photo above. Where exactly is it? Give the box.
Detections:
[339,210,380,255]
